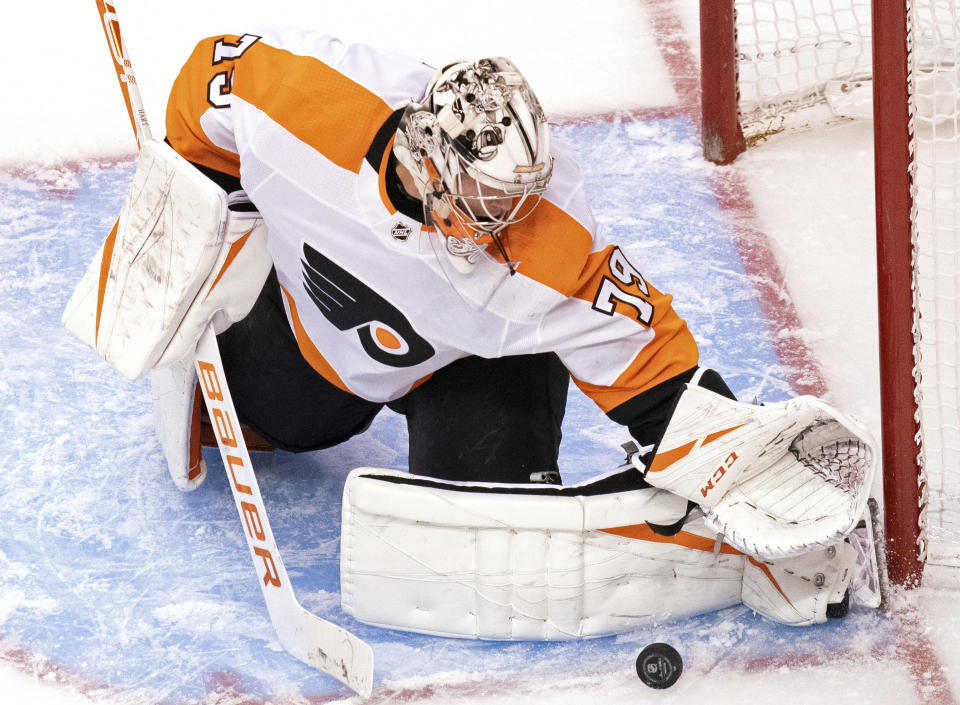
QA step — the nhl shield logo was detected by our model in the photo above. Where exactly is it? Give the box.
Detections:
[390,222,412,242]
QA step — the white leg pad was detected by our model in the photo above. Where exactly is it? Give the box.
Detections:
[340,469,748,639]
[147,207,270,490]
[741,541,857,626]
[151,358,205,491]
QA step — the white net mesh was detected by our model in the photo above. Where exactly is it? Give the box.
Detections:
[732,1,960,568]
[912,0,960,567]
[734,0,873,138]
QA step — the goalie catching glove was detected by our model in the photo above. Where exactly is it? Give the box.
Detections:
[633,383,877,560]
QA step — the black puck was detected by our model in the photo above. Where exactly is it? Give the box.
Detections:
[635,642,683,689]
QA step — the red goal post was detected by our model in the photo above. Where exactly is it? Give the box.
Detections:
[871,2,922,588]
[701,1,960,586]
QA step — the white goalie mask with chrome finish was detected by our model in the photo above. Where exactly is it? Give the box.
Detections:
[394,57,553,247]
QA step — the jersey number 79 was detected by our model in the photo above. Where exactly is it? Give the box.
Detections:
[591,247,654,326]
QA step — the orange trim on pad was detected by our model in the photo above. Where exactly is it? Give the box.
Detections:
[206,227,255,298]
[647,424,746,473]
[748,556,794,608]
[601,525,793,609]
[704,424,745,445]
[648,440,697,473]
[600,523,743,555]
[188,382,204,481]
[95,218,120,344]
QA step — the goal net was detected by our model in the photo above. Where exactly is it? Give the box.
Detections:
[913,1,960,574]
[701,0,960,585]
[737,0,872,142]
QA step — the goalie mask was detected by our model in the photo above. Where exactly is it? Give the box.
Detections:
[394,57,553,272]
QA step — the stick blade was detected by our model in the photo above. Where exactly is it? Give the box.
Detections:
[282,608,374,697]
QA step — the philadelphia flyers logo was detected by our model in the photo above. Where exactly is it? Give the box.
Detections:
[301,243,435,368]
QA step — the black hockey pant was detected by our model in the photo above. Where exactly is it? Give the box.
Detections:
[216,270,569,484]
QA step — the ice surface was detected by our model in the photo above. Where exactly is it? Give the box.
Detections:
[2,1,959,704]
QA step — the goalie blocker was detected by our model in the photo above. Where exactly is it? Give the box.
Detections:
[62,140,273,489]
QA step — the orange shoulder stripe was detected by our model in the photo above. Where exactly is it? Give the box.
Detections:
[165,36,244,177]
[571,247,698,411]
[507,207,699,411]
[166,38,397,178]
[231,43,396,175]
[505,200,594,295]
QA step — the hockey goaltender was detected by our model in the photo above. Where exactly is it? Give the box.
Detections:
[64,29,881,646]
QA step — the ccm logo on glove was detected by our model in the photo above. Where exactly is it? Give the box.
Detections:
[701,452,738,498]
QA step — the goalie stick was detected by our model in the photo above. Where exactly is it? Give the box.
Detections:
[92,1,374,695]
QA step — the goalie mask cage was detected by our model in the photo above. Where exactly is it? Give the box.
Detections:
[700,1,960,586]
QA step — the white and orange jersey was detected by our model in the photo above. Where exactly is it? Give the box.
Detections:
[165,29,699,412]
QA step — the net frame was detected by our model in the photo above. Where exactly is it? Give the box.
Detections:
[701,0,960,585]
